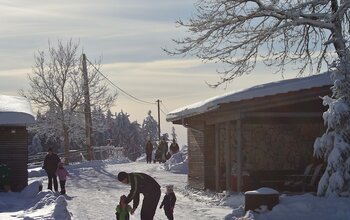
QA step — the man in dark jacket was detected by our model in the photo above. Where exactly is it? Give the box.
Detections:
[145,140,153,164]
[118,171,161,220]
[43,147,60,192]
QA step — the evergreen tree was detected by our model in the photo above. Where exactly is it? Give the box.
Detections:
[171,126,177,142]
[314,56,350,197]
[142,110,158,142]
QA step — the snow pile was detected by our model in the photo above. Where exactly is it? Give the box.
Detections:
[240,193,350,220]
[0,181,72,219]
[21,180,43,198]
[162,145,188,174]
[136,153,146,162]
[245,188,279,195]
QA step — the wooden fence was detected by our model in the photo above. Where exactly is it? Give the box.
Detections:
[28,146,124,168]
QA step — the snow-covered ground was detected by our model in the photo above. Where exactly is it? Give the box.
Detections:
[1,151,350,220]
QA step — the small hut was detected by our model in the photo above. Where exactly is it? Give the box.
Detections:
[167,73,332,192]
[0,95,35,191]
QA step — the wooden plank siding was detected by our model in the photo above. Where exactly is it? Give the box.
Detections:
[0,126,28,191]
[204,125,216,190]
[187,128,205,189]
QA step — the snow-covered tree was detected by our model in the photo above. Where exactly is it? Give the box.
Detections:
[28,134,43,155]
[20,39,117,163]
[142,110,158,142]
[169,0,350,196]
[314,56,350,197]
[92,107,108,146]
[112,111,144,160]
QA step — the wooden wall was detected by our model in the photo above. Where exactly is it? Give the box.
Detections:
[242,121,325,171]
[187,128,205,189]
[0,126,28,191]
[204,125,216,190]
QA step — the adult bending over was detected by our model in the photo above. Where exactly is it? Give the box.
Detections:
[117,171,161,220]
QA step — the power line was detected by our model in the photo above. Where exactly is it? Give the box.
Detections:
[85,58,156,105]
[160,101,170,113]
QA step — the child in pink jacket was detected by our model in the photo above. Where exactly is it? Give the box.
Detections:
[56,162,70,195]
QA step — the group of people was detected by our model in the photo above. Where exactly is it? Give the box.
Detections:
[145,139,180,164]
[42,147,177,220]
[116,171,176,220]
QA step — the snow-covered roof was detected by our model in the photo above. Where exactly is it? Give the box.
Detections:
[0,95,35,125]
[167,72,332,122]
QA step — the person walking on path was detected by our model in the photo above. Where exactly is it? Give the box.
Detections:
[159,138,168,163]
[117,171,161,220]
[115,195,133,220]
[169,140,180,155]
[56,162,70,195]
[43,147,60,192]
[145,140,153,164]
[160,185,176,220]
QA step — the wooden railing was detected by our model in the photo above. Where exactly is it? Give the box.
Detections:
[28,146,124,168]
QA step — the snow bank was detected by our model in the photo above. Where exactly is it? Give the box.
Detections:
[0,181,72,219]
[162,145,188,174]
[233,193,350,220]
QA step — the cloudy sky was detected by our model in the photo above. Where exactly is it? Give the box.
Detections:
[0,0,294,145]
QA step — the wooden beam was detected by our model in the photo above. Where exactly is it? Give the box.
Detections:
[236,115,242,192]
[206,112,241,125]
[243,112,323,118]
[220,87,329,113]
[225,122,231,191]
[215,124,220,191]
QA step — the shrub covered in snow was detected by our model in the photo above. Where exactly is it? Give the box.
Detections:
[314,57,350,197]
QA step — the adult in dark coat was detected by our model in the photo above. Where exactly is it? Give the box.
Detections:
[145,140,153,164]
[118,172,161,220]
[169,139,180,155]
[43,147,60,192]
[159,138,168,163]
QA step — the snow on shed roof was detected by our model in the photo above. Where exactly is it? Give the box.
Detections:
[166,72,332,122]
[0,95,35,125]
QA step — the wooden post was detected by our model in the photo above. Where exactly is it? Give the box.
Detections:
[225,121,231,192]
[157,99,161,141]
[236,115,242,192]
[215,124,220,191]
[82,54,94,161]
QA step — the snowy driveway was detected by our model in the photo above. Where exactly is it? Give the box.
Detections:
[61,161,232,220]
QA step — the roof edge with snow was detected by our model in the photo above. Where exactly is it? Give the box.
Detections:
[166,72,332,122]
[0,95,35,125]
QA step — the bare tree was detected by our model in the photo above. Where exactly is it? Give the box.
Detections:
[20,39,117,164]
[168,1,350,196]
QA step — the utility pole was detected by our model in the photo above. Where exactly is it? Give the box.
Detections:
[156,99,161,141]
[82,54,94,161]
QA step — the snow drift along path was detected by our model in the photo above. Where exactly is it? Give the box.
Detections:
[63,161,231,220]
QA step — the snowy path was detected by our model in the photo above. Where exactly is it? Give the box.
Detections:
[62,161,232,220]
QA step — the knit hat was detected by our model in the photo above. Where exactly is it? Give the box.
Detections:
[166,185,174,192]
[118,172,128,182]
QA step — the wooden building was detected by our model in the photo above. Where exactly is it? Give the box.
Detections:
[166,73,332,192]
[0,95,35,191]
